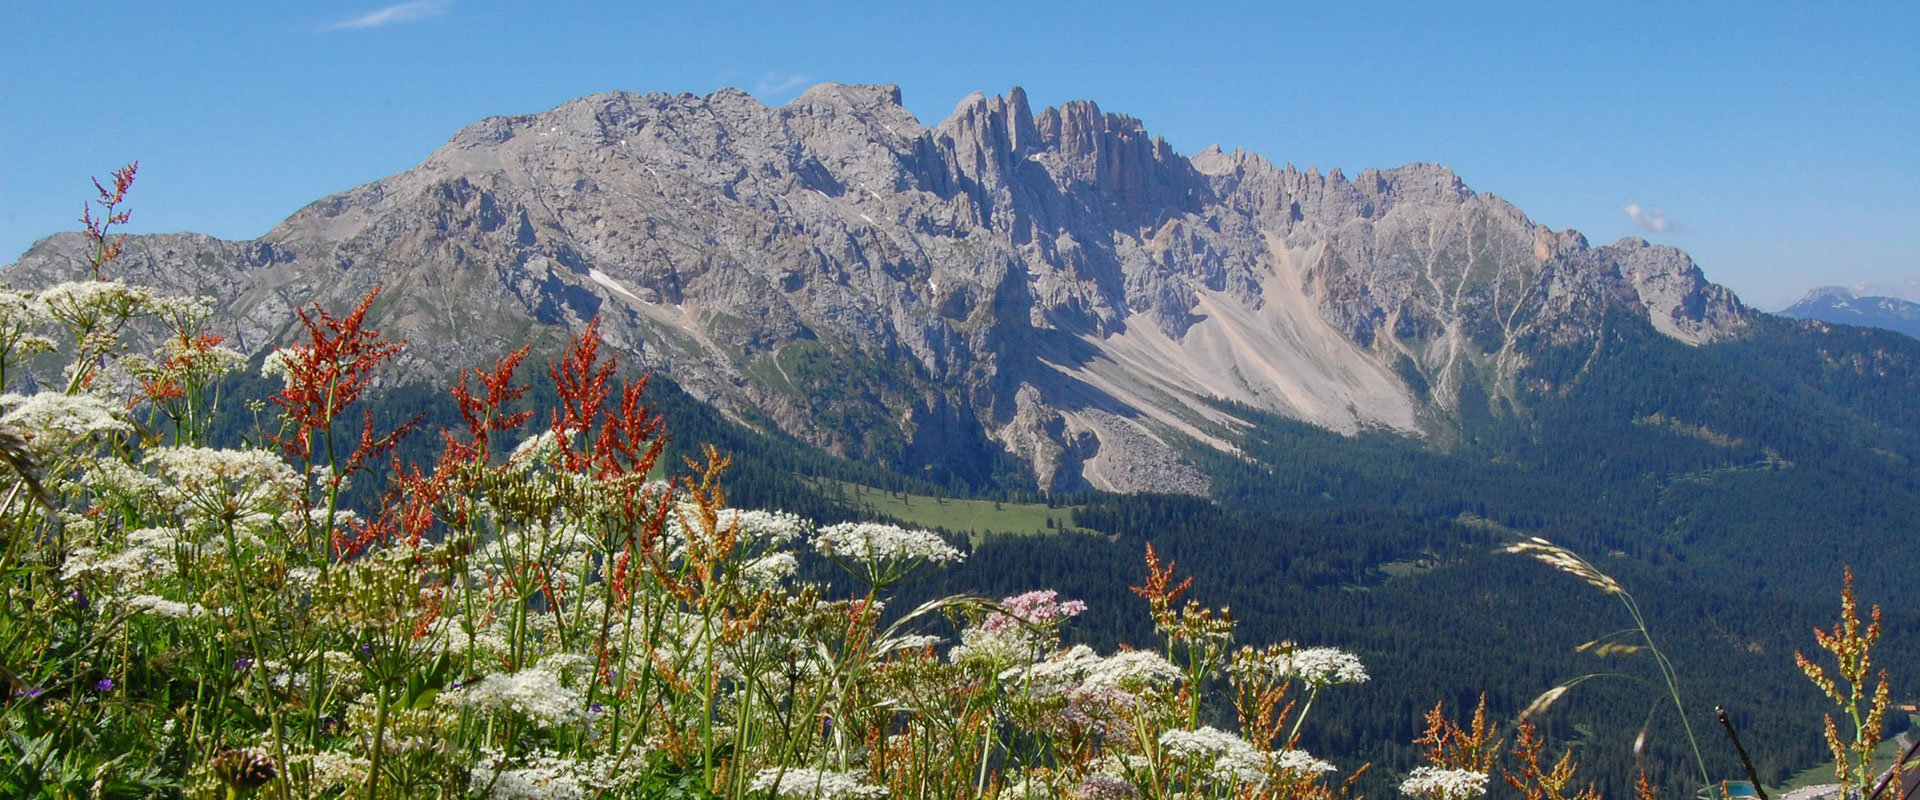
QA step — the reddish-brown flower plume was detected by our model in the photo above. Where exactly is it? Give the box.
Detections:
[269,287,405,461]
[81,161,137,278]
[446,345,534,463]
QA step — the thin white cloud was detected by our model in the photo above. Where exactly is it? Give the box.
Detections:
[1621,203,1673,234]
[753,72,811,98]
[325,0,450,30]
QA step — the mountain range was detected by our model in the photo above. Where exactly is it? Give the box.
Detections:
[1780,285,1920,339]
[5,84,1751,494]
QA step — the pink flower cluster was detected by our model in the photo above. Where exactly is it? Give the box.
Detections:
[984,589,1089,633]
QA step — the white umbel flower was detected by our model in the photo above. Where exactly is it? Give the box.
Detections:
[1,391,132,444]
[1399,767,1490,800]
[35,281,152,325]
[749,768,889,799]
[717,508,809,546]
[1160,727,1260,776]
[1270,749,1338,776]
[1286,647,1369,686]
[296,750,371,791]
[814,522,963,564]
[470,751,585,800]
[122,593,204,618]
[1082,650,1183,692]
[1159,726,1333,785]
[452,662,588,728]
[258,346,311,384]
[145,446,302,522]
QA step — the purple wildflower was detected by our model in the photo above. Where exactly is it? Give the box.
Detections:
[984,590,1089,632]
[95,678,114,692]
[234,658,254,671]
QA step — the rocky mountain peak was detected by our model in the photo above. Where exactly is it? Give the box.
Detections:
[5,83,1759,494]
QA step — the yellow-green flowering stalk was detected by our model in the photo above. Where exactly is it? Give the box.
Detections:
[1795,567,1892,799]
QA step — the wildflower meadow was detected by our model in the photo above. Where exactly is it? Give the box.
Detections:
[0,172,1898,800]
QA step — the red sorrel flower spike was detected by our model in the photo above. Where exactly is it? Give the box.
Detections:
[450,345,534,458]
[269,287,404,460]
[344,406,422,480]
[593,375,666,480]
[549,318,614,471]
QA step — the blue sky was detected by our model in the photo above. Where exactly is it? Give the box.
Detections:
[2,1,1913,309]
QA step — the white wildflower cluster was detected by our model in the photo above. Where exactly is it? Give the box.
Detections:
[1008,644,1107,687]
[122,332,246,387]
[1090,754,1153,780]
[146,446,300,504]
[0,288,56,363]
[1399,767,1491,800]
[62,527,180,584]
[949,625,1040,669]
[450,660,589,729]
[991,644,1181,710]
[1270,749,1340,776]
[258,345,311,384]
[749,767,889,800]
[718,507,808,547]
[660,506,805,588]
[292,749,371,791]
[1081,649,1183,692]
[470,751,585,800]
[741,551,799,586]
[0,288,48,327]
[1229,644,1369,687]
[468,748,645,800]
[1286,647,1370,686]
[86,458,166,503]
[506,429,559,469]
[35,281,153,326]
[1159,726,1335,785]
[998,773,1058,800]
[666,505,803,546]
[121,593,205,619]
[144,294,214,331]
[814,522,963,565]
[472,521,598,588]
[0,392,132,448]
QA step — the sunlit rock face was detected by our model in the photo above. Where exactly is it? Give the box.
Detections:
[5,84,1752,493]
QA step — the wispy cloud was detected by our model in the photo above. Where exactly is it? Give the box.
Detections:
[1621,203,1673,234]
[325,0,450,30]
[753,72,811,98]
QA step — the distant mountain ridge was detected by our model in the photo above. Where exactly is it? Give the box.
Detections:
[1780,286,1920,340]
[1850,279,1920,304]
[6,84,1754,491]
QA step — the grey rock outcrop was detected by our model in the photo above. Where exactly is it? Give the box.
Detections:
[3,85,1755,493]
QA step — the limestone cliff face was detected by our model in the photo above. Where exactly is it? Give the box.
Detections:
[3,85,1753,493]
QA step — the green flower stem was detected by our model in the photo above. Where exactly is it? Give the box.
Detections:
[364,679,389,800]
[219,519,291,800]
[1287,685,1321,746]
